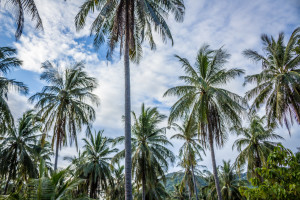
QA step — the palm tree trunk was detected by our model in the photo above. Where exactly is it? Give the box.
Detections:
[142,171,146,200]
[191,164,199,200]
[187,183,192,200]
[124,3,132,199]
[4,172,12,194]
[54,135,59,171]
[208,133,222,200]
[254,145,264,182]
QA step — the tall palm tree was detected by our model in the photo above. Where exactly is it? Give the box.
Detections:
[243,27,300,130]
[231,114,284,180]
[0,47,28,131]
[1,0,43,39]
[0,110,41,194]
[75,2,185,198]
[171,117,205,200]
[113,103,175,200]
[164,45,246,200]
[80,130,118,199]
[218,160,247,200]
[29,61,99,171]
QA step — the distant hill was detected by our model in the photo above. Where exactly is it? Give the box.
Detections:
[165,172,248,192]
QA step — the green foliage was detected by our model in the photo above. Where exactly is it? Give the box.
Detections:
[240,144,300,200]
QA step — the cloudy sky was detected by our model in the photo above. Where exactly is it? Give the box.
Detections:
[1,0,300,172]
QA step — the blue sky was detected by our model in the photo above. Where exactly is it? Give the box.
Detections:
[1,0,300,171]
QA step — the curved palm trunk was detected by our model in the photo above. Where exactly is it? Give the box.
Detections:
[54,135,59,171]
[124,7,132,200]
[191,164,199,200]
[208,133,222,200]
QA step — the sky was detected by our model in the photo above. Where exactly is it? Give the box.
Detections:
[0,0,300,172]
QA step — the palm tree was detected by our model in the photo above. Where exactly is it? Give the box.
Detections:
[75,2,185,198]
[79,130,118,199]
[243,27,300,130]
[106,164,125,200]
[29,61,99,171]
[164,45,246,200]
[32,140,54,176]
[171,117,205,200]
[200,168,217,200]
[0,110,41,194]
[231,114,284,180]
[219,160,247,200]
[1,0,43,39]
[0,47,28,131]
[171,184,189,200]
[113,103,175,200]
[26,169,85,200]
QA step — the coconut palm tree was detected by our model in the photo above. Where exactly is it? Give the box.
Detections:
[113,103,175,200]
[1,0,43,39]
[171,184,189,200]
[26,169,85,200]
[164,45,246,200]
[80,130,118,199]
[219,160,247,200]
[231,114,284,180]
[106,164,125,200]
[29,61,99,171]
[171,117,205,200]
[0,47,28,131]
[0,110,41,194]
[243,27,300,131]
[75,2,185,198]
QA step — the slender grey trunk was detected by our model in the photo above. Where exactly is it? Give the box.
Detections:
[208,133,222,200]
[124,10,132,200]
[191,164,199,200]
[54,136,59,171]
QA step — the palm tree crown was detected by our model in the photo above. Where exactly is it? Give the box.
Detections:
[0,110,41,193]
[244,27,300,130]
[80,130,118,198]
[75,0,185,61]
[29,61,99,171]
[171,117,205,199]
[0,47,28,130]
[1,0,43,39]
[231,114,284,179]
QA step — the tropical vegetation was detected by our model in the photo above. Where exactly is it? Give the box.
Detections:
[0,1,299,199]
